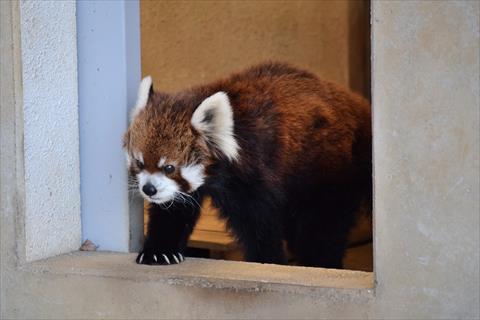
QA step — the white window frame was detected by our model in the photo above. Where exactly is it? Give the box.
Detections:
[77,0,143,253]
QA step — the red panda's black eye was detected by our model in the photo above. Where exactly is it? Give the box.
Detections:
[135,159,144,170]
[163,165,175,174]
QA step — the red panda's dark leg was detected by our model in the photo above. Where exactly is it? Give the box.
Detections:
[288,187,360,269]
[225,205,287,265]
[206,166,287,264]
[240,226,287,265]
[136,197,202,265]
[293,217,350,268]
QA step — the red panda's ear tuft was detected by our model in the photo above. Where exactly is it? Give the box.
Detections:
[130,76,154,121]
[191,92,240,162]
[123,130,132,166]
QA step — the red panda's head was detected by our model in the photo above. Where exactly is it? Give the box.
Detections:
[123,76,239,205]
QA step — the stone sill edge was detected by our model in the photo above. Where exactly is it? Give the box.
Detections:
[20,251,375,296]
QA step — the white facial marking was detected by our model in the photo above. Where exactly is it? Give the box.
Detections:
[180,164,205,192]
[130,76,152,121]
[191,91,240,161]
[125,151,132,166]
[157,157,167,168]
[133,151,144,164]
[137,171,180,204]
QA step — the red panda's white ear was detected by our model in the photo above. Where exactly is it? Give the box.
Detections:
[130,76,153,121]
[191,92,240,161]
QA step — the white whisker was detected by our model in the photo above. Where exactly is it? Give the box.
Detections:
[177,191,201,209]
[161,199,175,210]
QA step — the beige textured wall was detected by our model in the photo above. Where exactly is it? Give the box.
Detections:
[140,0,370,97]
[372,1,479,316]
[1,1,479,319]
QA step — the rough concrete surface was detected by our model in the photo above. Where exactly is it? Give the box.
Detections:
[19,0,81,261]
[24,251,373,292]
[372,1,479,318]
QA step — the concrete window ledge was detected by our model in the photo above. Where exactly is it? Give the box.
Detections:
[21,252,374,295]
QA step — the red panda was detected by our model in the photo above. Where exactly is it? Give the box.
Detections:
[123,62,371,268]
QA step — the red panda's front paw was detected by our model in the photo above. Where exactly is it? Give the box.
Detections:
[136,250,185,265]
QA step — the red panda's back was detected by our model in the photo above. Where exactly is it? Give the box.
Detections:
[218,62,371,181]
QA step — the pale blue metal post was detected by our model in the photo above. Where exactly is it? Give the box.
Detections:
[77,0,143,252]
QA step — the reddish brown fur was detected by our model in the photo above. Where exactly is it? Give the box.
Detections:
[125,62,371,267]
[219,64,371,183]
[125,62,370,184]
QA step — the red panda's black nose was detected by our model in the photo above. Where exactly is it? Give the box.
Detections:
[142,183,157,196]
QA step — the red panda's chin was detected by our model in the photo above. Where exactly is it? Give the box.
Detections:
[146,195,175,205]
[151,198,173,205]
